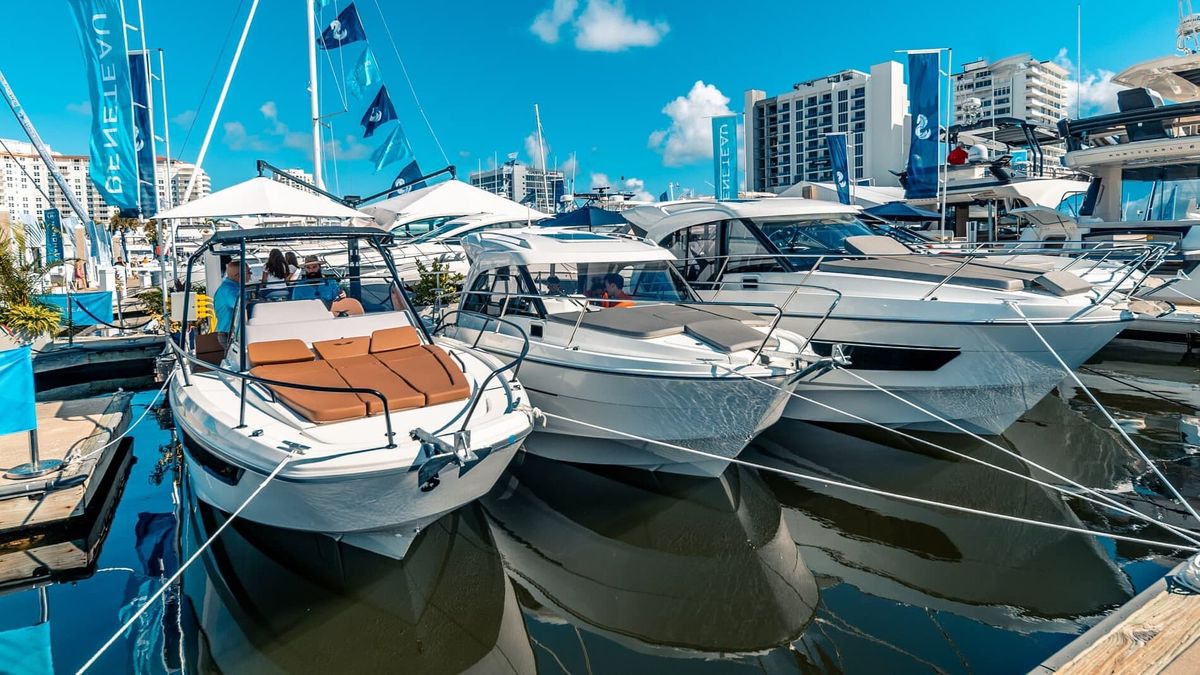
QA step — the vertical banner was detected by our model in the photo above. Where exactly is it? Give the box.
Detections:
[825,134,851,205]
[711,115,738,201]
[0,346,37,435]
[43,209,64,265]
[67,0,138,212]
[128,51,158,216]
[905,51,940,200]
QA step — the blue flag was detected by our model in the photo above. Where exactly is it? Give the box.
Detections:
[67,0,138,212]
[825,134,851,205]
[389,160,426,196]
[711,115,738,200]
[361,86,397,137]
[905,51,940,200]
[128,51,158,216]
[44,209,64,265]
[0,346,37,435]
[658,190,669,201]
[347,47,380,99]
[318,3,367,50]
[370,123,415,173]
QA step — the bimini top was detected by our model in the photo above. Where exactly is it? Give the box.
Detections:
[624,198,860,240]
[201,225,394,249]
[461,227,674,269]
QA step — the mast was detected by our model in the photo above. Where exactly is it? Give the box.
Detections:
[534,103,549,212]
[307,0,324,189]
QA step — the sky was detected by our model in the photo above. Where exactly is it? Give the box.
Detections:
[0,0,1185,203]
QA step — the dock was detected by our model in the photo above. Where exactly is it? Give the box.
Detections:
[1034,556,1200,674]
[0,392,132,536]
[32,335,161,401]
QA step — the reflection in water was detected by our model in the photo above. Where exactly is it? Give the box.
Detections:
[483,443,819,665]
[180,488,535,674]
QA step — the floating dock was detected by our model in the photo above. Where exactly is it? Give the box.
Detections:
[0,393,132,536]
[32,335,160,400]
[1035,557,1200,674]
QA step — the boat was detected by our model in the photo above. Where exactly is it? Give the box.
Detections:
[481,449,819,661]
[624,198,1133,435]
[167,225,535,559]
[440,227,820,477]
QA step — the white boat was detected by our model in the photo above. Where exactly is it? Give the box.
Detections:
[361,178,550,238]
[168,225,535,559]
[442,227,818,477]
[625,198,1133,435]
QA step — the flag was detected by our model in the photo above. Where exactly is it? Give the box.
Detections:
[905,51,940,200]
[318,3,367,50]
[44,209,64,265]
[825,134,851,205]
[361,86,397,137]
[0,346,36,435]
[711,115,738,200]
[347,47,380,99]
[128,51,158,216]
[67,0,138,211]
[388,160,426,196]
[658,190,669,201]
[369,123,415,172]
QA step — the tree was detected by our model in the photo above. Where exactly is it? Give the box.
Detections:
[411,258,463,307]
[0,231,60,342]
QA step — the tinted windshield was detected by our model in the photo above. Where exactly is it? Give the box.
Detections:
[408,220,469,244]
[1121,165,1200,221]
[526,260,695,303]
[752,217,875,254]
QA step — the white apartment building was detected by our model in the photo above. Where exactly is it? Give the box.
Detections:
[745,61,909,193]
[952,54,1069,131]
[0,139,210,223]
[469,161,563,214]
[274,167,315,194]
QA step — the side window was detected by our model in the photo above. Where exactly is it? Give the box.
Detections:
[461,267,541,318]
[660,224,720,287]
[726,219,784,274]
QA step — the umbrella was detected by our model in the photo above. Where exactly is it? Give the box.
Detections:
[152,177,370,220]
[863,201,941,222]
[542,206,628,228]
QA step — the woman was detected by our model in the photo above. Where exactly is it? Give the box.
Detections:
[260,248,291,300]
[284,251,301,281]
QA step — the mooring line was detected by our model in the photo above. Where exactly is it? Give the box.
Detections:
[66,370,175,466]
[538,411,1199,553]
[77,445,301,674]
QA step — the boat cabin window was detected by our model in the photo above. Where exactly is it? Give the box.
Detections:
[726,219,787,274]
[525,261,694,307]
[659,222,720,286]
[390,215,463,238]
[1121,165,1200,221]
[462,266,542,318]
[754,216,875,255]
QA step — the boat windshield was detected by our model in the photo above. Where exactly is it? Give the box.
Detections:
[525,260,695,304]
[1120,165,1200,221]
[408,220,468,244]
[751,216,876,254]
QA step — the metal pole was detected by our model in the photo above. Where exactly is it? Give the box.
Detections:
[3,424,64,480]
[534,103,549,212]
[157,48,179,285]
[307,0,324,189]
[938,49,950,236]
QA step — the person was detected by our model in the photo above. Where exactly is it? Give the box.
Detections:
[544,275,565,296]
[213,259,247,349]
[947,141,968,165]
[260,248,291,300]
[284,251,301,281]
[291,255,341,305]
[601,273,634,309]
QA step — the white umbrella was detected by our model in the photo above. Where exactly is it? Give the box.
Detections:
[152,176,370,220]
[361,179,547,226]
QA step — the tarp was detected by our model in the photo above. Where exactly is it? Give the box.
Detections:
[863,201,941,221]
[0,345,36,435]
[151,177,369,220]
[361,180,547,226]
[37,290,113,327]
[542,206,628,228]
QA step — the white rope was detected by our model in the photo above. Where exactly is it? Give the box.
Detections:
[77,445,300,673]
[65,371,174,466]
[712,362,1200,548]
[1007,301,1200,526]
[538,411,1198,552]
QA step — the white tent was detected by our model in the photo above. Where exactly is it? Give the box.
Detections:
[152,176,370,220]
[362,179,548,226]
[779,181,905,208]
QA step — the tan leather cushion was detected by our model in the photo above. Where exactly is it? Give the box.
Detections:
[328,355,425,414]
[331,297,365,317]
[312,336,371,361]
[246,339,315,367]
[376,345,470,406]
[251,361,365,423]
[370,326,421,353]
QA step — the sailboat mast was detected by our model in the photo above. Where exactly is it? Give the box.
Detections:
[307,0,324,189]
[534,103,549,212]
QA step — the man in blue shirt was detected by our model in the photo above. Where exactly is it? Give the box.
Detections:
[212,260,246,349]
[291,255,342,305]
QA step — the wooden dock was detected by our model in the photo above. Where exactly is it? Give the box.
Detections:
[1034,556,1200,674]
[0,393,132,536]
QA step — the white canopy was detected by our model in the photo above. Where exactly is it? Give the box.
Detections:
[361,179,548,226]
[152,176,370,220]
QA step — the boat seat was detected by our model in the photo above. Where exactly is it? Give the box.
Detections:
[250,360,366,423]
[331,297,365,317]
[680,303,768,326]
[375,345,471,405]
[1033,270,1093,297]
[684,318,776,353]
[369,325,422,353]
[821,257,1025,291]
[246,339,315,367]
[548,305,686,339]
[312,336,371,361]
[843,235,913,256]
[248,299,330,326]
[326,354,425,414]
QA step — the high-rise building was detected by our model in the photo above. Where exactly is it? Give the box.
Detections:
[952,54,1069,129]
[744,61,909,193]
[469,161,563,213]
[273,168,315,194]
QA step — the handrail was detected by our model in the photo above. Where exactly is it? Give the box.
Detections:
[428,311,531,435]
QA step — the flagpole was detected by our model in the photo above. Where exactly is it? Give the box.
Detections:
[156,48,179,282]
[307,0,324,189]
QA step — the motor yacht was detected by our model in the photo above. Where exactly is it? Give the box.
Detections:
[168,225,535,559]
[625,198,1133,435]
[442,227,819,477]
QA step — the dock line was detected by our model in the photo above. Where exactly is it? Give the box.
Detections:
[65,370,174,466]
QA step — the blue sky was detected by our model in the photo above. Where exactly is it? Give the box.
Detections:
[0,0,1184,203]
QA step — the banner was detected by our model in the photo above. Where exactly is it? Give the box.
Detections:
[347,47,380,99]
[43,209,64,265]
[0,346,37,435]
[825,134,851,205]
[318,3,367,50]
[128,51,157,216]
[38,290,114,326]
[711,115,738,200]
[905,51,940,200]
[370,123,415,173]
[361,86,397,138]
[389,160,425,196]
[67,0,138,212]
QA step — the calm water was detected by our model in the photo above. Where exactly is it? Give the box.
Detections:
[1,339,1196,674]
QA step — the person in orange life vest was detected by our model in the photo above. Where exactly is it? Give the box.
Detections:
[947,142,968,165]
[601,273,635,308]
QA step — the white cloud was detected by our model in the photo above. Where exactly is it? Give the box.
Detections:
[172,110,197,127]
[458,149,472,159]
[66,101,91,116]
[588,172,610,190]
[620,176,654,201]
[561,152,579,179]
[222,121,267,151]
[325,134,370,161]
[1054,48,1125,116]
[648,80,734,167]
[524,131,550,170]
[531,0,577,43]
[575,0,668,52]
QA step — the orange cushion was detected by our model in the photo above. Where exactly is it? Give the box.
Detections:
[369,326,421,353]
[376,345,470,406]
[329,356,425,414]
[246,339,315,367]
[251,361,365,423]
[311,336,370,361]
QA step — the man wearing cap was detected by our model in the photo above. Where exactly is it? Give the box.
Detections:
[291,255,342,305]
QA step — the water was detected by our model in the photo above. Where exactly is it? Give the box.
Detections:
[1,339,1196,673]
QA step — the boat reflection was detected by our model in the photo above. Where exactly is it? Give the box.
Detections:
[180,490,535,674]
[482,441,818,661]
[751,419,1136,635]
